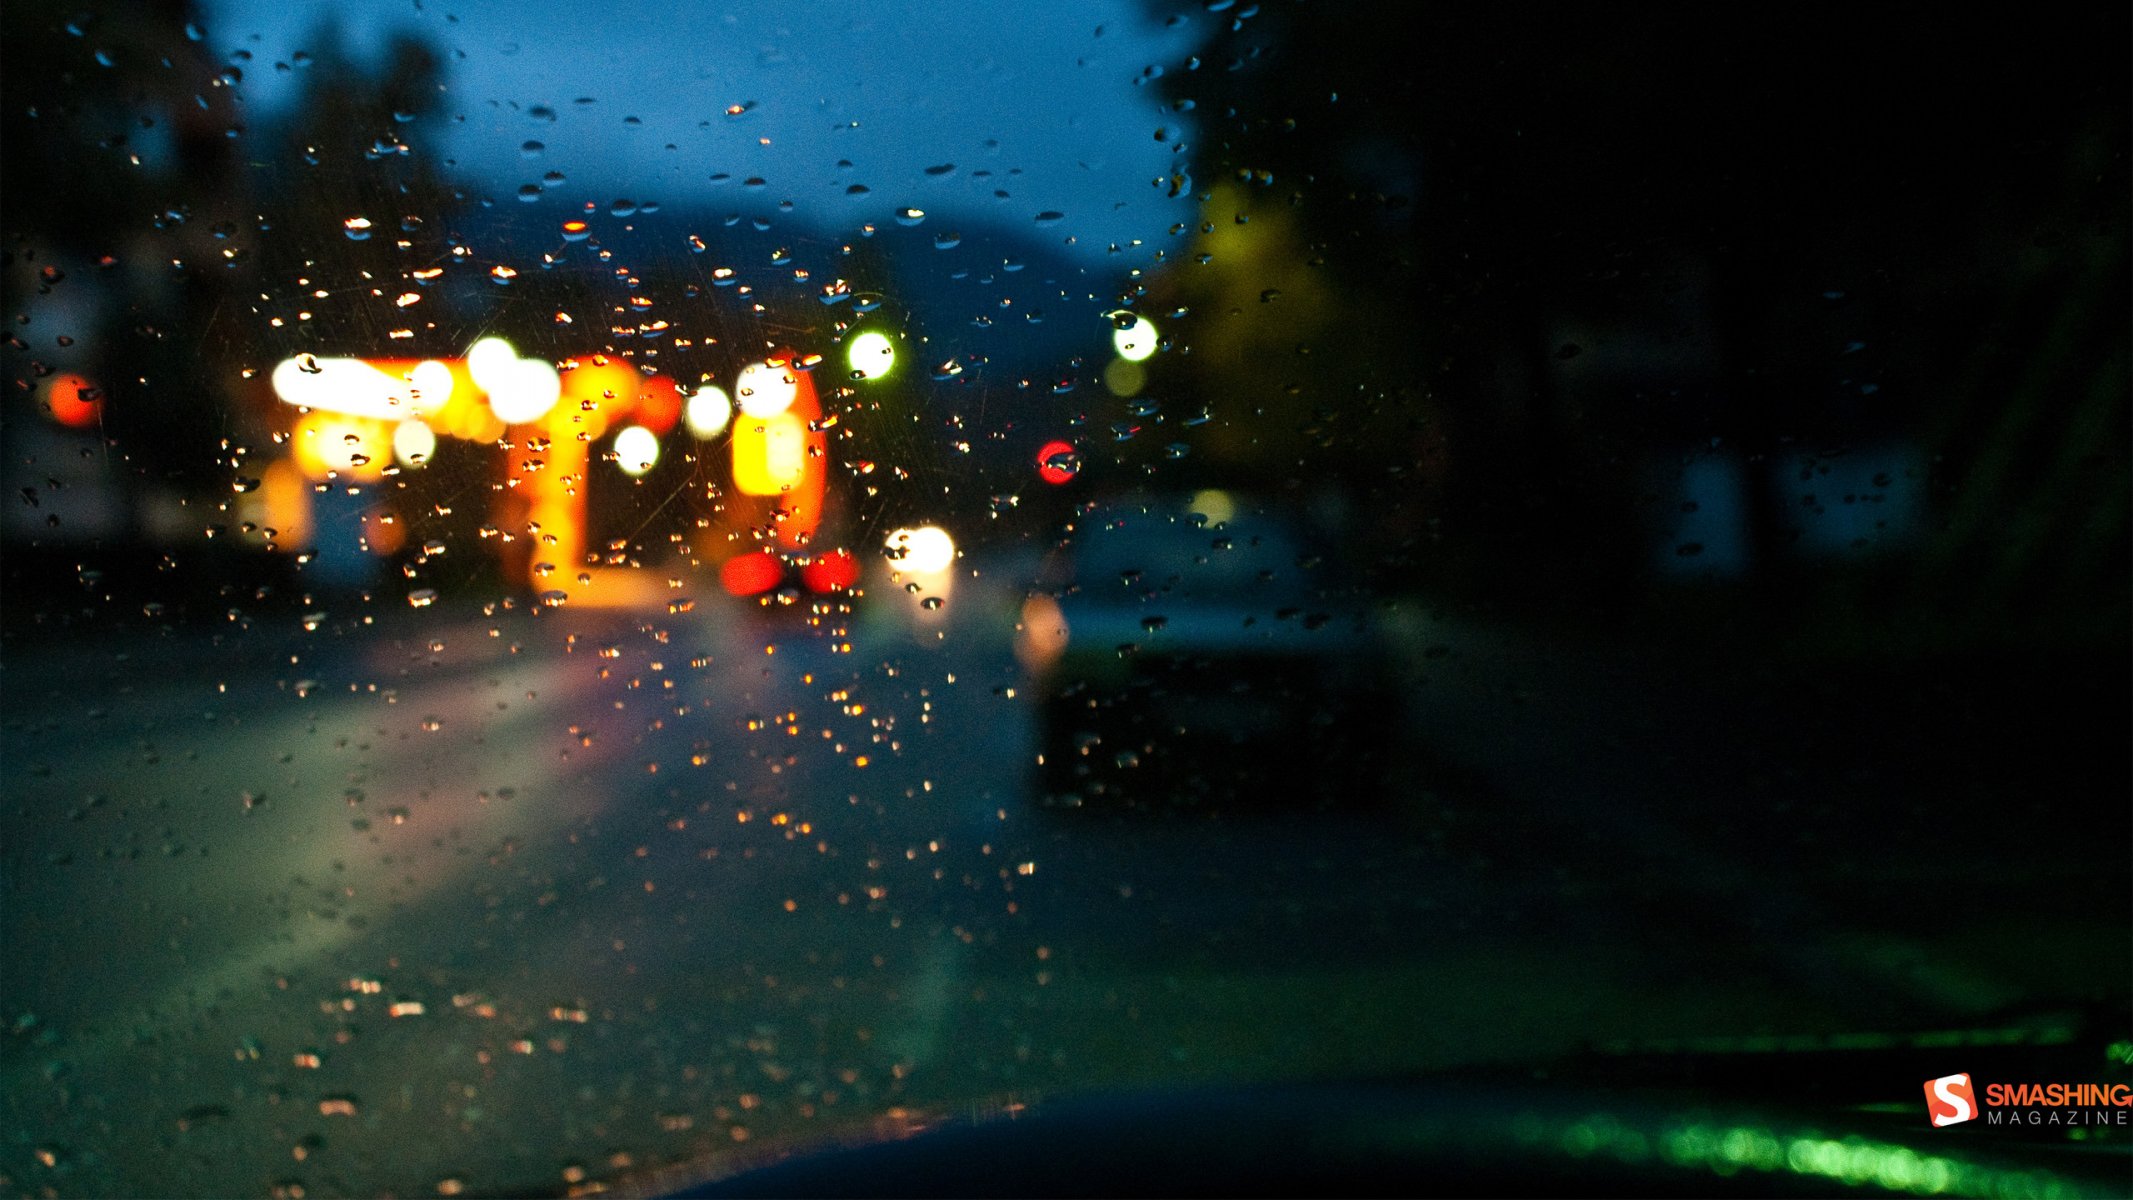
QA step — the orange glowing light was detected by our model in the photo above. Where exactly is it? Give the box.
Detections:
[44,374,101,428]
[634,375,683,435]
[361,511,405,556]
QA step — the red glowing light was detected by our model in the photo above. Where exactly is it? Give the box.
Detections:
[719,550,785,596]
[799,549,860,593]
[1036,439,1077,485]
[45,374,101,428]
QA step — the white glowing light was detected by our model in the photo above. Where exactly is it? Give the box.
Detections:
[486,357,561,425]
[466,337,519,392]
[735,360,798,417]
[1111,313,1158,363]
[847,331,896,379]
[684,385,733,438]
[392,419,437,468]
[886,525,956,574]
[614,425,660,476]
[409,360,455,414]
[271,356,416,419]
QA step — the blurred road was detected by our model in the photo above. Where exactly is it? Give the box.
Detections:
[2,570,2125,1195]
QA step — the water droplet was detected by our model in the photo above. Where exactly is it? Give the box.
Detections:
[343,217,373,241]
[1042,448,1082,478]
[520,140,545,158]
[407,588,438,608]
[610,199,639,217]
[1034,211,1065,225]
[895,207,926,226]
[920,596,944,611]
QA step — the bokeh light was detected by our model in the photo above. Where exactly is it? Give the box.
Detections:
[885,525,956,574]
[1036,440,1080,485]
[487,357,562,425]
[613,424,660,476]
[735,360,798,417]
[392,419,437,469]
[43,373,101,428]
[685,385,733,437]
[847,331,896,380]
[1111,313,1158,362]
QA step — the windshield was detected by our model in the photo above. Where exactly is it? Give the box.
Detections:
[3,4,2127,1196]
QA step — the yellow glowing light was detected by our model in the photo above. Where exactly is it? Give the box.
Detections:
[1188,488,1235,527]
[290,411,391,481]
[735,360,798,417]
[487,357,561,425]
[613,425,660,476]
[885,525,955,574]
[392,419,437,468]
[847,331,896,380]
[733,411,807,495]
[1111,313,1158,362]
[1103,358,1145,397]
[684,385,733,437]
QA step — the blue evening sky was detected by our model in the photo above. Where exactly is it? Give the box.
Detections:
[204,0,1209,265]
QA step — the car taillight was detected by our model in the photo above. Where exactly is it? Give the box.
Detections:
[719,550,784,596]
[799,549,860,593]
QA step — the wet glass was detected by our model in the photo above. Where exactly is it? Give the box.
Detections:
[3,4,2128,1197]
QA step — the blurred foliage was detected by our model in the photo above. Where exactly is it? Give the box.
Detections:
[1136,1,2127,646]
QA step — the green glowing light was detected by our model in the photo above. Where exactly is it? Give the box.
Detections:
[847,331,895,380]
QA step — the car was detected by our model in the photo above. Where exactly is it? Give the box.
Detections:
[1020,490,1399,812]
